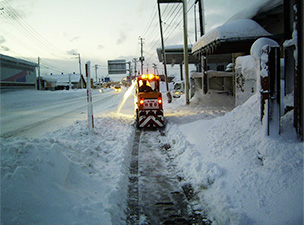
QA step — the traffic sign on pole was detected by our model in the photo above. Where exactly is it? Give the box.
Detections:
[158,0,183,3]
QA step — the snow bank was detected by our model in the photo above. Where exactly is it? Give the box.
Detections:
[235,55,258,80]
[1,115,134,224]
[191,90,234,110]
[235,55,258,106]
[233,37,279,106]
[166,93,303,225]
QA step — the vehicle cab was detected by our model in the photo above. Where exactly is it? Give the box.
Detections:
[135,74,164,128]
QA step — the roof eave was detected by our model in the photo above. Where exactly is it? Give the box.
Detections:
[192,34,283,56]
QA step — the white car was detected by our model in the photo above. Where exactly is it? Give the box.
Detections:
[172,82,184,98]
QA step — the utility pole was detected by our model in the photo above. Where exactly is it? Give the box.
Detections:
[158,0,190,104]
[152,63,158,75]
[85,61,94,133]
[157,1,172,103]
[139,36,144,74]
[194,4,197,42]
[37,57,41,90]
[133,58,138,76]
[73,53,83,89]
[183,0,190,104]
[196,0,205,36]
[78,54,83,88]
[128,61,132,84]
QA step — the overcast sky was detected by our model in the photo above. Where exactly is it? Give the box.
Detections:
[0,0,265,77]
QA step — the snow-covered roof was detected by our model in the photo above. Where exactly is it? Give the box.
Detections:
[41,76,57,82]
[41,74,81,85]
[192,19,272,54]
[0,54,38,68]
[226,0,283,23]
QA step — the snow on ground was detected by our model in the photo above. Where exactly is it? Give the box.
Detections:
[1,84,303,224]
[1,115,135,224]
[1,88,135,224]
[0,88,121,138]
[165,92,303,225]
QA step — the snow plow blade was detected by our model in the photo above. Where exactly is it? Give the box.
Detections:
[137,109,164,128]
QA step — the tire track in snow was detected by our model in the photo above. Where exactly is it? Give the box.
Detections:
[126,129,141,224]
[126,129,211,224]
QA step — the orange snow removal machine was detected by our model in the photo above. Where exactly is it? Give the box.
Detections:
[135,74,164,128]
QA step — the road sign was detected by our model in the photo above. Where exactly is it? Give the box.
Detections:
[108,60,127,74]
[158,0,183,3]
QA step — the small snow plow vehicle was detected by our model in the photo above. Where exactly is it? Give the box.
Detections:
[135,74,164,128]
[114,85,122,92]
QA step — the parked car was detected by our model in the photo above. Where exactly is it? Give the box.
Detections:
[172,81,184,98]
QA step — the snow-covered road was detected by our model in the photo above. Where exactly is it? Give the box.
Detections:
[0,89,123,138]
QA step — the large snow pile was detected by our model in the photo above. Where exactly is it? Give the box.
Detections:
[234,55,258,106]
[1,115,134,224]
[166,93,303,225]
[191,90,234,110]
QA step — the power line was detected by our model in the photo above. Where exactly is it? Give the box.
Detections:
[0,0,74,74]
[141,4,157,38]
[164,0,195,42]
[163,4,182,34]
[0,0,70,60]
[1,0,69,59]
[143,1,196,65]
[143,3,182,64]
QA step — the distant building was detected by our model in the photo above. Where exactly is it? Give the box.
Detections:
[0,54,38,91]
[40,73,85,90]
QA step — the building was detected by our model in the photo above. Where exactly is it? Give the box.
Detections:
[191,18,282,98]
[39,73,85,90]
[191,0,303,140]
[0,54,38,91]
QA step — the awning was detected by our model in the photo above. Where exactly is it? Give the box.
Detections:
[192,36,274,55]
[191,19,281,55]
[156,45,200,65]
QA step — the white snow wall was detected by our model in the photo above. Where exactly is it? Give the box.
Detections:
[235,55,258,106]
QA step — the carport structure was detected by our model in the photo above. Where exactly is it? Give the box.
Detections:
[191,19,281,59]
[156,45,200,81]
[190,19,282,94]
